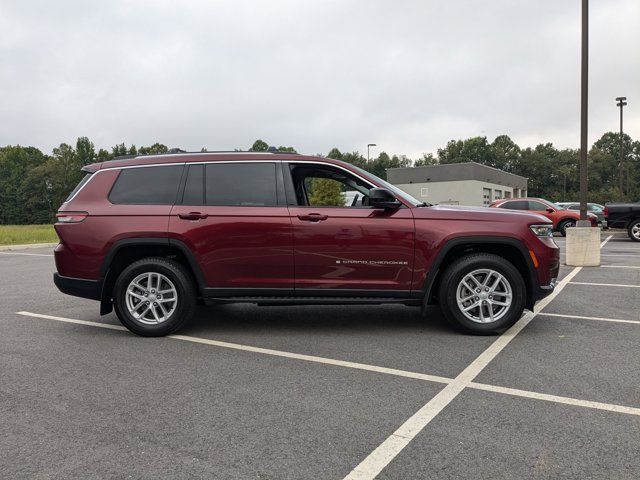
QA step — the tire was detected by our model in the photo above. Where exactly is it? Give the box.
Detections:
[438,253,526,335]
[628,220,640,242]
[113,257,196,336]
[558,219,575,237]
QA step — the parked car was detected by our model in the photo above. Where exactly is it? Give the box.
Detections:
[556,202,606,227]
[490,197,598,236]
[53,151,560,336]
[605,202,640,242]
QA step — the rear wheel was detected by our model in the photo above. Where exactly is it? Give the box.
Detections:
[113,257,196,336]
[438,253,526,335]
[628,220,640,242]
[558,219,575,237]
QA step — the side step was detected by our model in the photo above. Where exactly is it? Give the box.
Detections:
[204,296,420,307]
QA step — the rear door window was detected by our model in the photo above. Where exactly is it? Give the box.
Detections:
[182,164,205,205]
[109,165,184,205]
[205,162,277,206]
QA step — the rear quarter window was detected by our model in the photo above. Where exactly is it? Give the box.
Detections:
[109,165,184,205]
[65,173,92,202]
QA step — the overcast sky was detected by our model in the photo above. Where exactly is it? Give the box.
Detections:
[1,0,638,158]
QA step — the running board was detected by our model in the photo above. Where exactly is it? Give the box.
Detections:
[204,296,420,307]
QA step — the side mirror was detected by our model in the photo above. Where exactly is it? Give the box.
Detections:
[369,188,401,209]
[546,208,554,213]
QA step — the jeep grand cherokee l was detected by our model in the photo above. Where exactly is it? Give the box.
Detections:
[53,151,560,336]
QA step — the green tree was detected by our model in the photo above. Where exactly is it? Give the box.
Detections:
[249,139,269,152]
[307,178,345,207]
[414,153,438,166]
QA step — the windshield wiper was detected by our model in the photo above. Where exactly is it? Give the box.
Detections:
[416,202,432,207]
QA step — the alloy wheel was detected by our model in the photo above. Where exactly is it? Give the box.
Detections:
[456,268,512,324]
[125,272,178,324]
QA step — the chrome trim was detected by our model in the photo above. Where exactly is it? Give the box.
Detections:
[64,158,384,205]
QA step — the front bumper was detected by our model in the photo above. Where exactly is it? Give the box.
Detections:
[53,272,101,300]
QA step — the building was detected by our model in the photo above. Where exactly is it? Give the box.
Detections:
[386,162,528,207]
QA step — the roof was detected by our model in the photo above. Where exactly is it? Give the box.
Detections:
[387,161,528,189]
[84,151,320,172]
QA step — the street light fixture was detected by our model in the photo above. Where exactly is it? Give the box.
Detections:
[616,96,627,196]
[367,143,377,162]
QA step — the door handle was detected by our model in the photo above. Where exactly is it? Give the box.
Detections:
[178,212,208,220]
[297,213,328,222]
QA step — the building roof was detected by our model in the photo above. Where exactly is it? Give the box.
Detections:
[387,161,527,189]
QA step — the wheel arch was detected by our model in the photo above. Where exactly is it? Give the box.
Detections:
[422,236,537,310]
[99,238,205,314]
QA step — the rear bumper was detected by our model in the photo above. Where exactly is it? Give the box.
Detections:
[53,272,101,300]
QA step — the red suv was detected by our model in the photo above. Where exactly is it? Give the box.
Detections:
[490,197,598,236]
[54,152,559,336]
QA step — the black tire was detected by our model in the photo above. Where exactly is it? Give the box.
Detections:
[628,219,640,242]
[558,219,575,237]
[113,257,196,336]
[438,253,526,335]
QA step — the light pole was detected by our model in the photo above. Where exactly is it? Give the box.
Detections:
[616,96,627,196]
[578,0,589,224]
[367,143,376,162]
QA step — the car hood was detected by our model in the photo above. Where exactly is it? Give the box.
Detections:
[412,204,550,223]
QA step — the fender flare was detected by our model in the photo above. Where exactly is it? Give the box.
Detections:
[420,236,538,310]
[98,237,206,314]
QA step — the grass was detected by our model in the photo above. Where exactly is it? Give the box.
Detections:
[0,224,58,246]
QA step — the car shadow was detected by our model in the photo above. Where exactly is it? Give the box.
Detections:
[181,303,454,336]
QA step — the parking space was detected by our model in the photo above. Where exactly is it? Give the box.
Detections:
[1,231,639,479]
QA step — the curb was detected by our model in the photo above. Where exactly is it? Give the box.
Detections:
[0,242,58,251]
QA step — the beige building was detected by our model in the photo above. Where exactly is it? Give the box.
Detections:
[387,162,528,207]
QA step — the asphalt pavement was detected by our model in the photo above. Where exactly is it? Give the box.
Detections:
[1,232,639,479]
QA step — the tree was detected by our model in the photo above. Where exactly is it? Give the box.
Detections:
[138,143,168,155]
[249,139,269,152]
[414,153,438,167]
[75,137,96,166]
[307,178,345,207]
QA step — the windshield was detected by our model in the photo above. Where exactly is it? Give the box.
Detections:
[552,202,566,210]
[349,165,425,206]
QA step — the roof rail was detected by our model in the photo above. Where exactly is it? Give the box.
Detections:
[108,147,299,162]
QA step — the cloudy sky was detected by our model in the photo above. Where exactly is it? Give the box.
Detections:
[1,0,638,158]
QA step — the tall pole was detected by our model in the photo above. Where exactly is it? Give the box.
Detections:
[578,0,588,223]
[616,96,627,196]
[367,143,376,163]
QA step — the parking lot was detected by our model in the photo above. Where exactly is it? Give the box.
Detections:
[1,232,639,479]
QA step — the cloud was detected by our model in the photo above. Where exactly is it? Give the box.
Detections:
[0,0,638,158]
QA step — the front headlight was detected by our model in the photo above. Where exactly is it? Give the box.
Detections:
[530,224,553,237]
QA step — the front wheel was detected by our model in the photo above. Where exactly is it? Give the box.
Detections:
[558,219,575,237]
[628,220,640,242]
[438,253,526,335]
[113,257,196,336]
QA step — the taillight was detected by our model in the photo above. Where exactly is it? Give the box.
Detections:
[604,206,608,218]
[56,212,88,223]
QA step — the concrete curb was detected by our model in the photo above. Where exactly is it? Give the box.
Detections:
[0,242,57,251]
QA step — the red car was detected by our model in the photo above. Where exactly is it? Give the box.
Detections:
[490,197,597,236]
[54,151,559,336]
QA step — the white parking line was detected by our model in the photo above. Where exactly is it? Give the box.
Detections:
[601,265,640,269]
[15,309,640,418]
[541,312,640,325]
[468,382,640,416]
[14,311,452,385]
[569,281,640,288]
[0,252,54,257]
